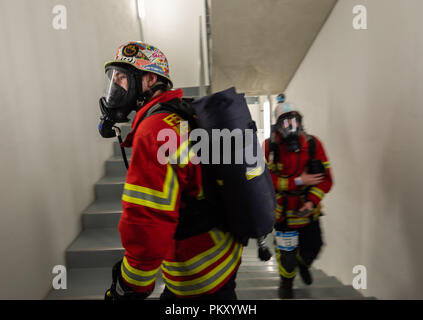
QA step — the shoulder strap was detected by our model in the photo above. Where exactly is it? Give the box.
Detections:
[307,134,316,160]
[147,98,197,129]
[269,125,280,164]
[133,98,197,136]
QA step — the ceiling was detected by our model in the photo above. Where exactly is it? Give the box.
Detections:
[210,0,338,95]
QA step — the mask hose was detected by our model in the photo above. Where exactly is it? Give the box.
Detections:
[112,126,129,170]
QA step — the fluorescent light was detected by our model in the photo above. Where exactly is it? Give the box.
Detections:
[137,0,145,20]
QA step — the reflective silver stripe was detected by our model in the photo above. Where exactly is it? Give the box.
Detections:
[162,233,232,274]
[121,261,157,284]
[122,168,177,206]
[210,228,222,243]
[163,243,242,293]
[310,187,325,199]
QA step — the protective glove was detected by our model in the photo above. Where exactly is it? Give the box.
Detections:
[257,236,272,261]
[105,260,150,300]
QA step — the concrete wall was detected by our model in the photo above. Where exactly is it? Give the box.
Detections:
[285,0,423,299]
[0,0,140,299]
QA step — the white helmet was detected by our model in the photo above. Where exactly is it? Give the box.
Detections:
[274,102,296,120]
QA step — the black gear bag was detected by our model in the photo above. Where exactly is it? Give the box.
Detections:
[142,87,276,243]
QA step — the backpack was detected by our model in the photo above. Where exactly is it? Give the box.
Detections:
[306,135,326,174]
[141,87,276,244]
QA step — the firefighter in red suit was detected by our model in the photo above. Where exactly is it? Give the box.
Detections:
[100,42,242,300]
[263,95,333,299]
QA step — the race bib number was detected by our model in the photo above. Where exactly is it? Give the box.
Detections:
[275,231,298,251]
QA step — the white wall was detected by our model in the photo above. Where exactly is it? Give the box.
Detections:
[0,0,140,299]
[139,0,209,88]
[285,0,423,299]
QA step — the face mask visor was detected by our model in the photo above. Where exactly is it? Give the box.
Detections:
[276,112,302,140]
[104,66,133,109]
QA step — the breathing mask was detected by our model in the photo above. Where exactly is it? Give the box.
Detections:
[98,65,145,138]
[275,111,303,152]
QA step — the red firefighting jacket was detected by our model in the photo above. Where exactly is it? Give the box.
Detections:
[118,89,242,298]
[263,132,333,228]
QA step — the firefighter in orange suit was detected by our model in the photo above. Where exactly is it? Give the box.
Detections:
[100,42,242,300]
[263,96,333,299]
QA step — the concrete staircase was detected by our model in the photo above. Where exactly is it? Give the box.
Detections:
[45,88,373,300]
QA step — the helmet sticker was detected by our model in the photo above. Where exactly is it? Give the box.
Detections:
[117,56,136,64]
[136,51,149,61]
[107,42,172,85]
[144,64,165,74]
[122,44,139,57]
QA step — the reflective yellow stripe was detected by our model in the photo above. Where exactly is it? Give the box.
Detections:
[162,230,229,268]
[284,210,295,218]
[275,205,283,213]
[278,177,288,191]
[276,249,297,278]
[168,124,196,168]
[322,161,331,169]
[179,149,196,168]
[269,163,277,172]
[121,257,160,287]
[309,187,325,200]
[196,184,205,200]
[162,242,242,296]
[169,139,189,164]
[246,163,264,180]
[162,232,235,277]
[287,218,310,226]
[208,228,222,245]
[122,164,179,211]
[312,204,322,221]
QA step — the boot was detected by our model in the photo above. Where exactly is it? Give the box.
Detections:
[298,264,313,285]
[279,277,294,299]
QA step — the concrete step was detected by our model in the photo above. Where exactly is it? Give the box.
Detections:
[94,176,125,201]
[46,267,165,300]
[236,284,364,300]
[81,199,122,229]
[105,155,130,177]
[66,228,123,268]
[113,140,132,157]
[117,123,132,137]
[235,275,343,289]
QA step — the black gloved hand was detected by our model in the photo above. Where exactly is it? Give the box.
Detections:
[258,246,273,261]
[105,260,150,300]
[257,236,273,261]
